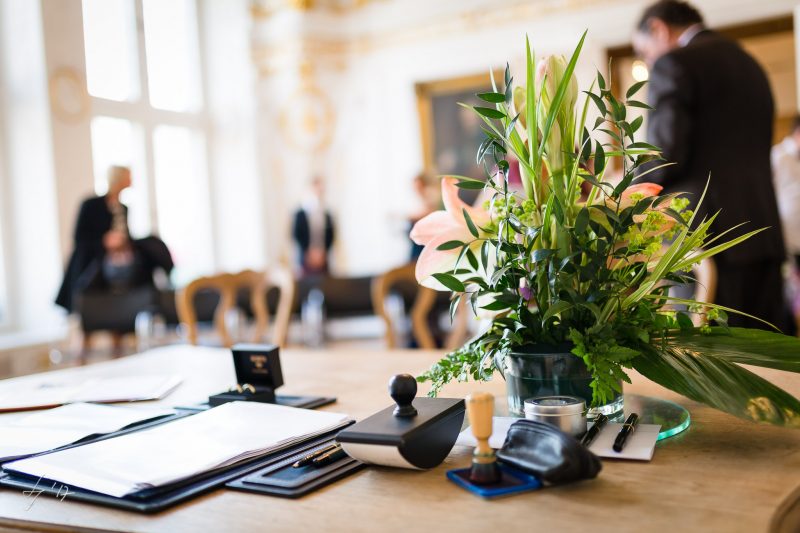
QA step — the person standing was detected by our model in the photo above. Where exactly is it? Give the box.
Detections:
[292,176,335,276]
[772,116,800,267]
[56,166,133,313]
[633,0,787,330]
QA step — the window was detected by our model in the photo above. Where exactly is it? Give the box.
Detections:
[152,125,213,284]
[81,0,139,101]
[81,0,214,283]
[142,0,202,112]
[89,116,150,237]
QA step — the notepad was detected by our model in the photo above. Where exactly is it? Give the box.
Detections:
[455,416,517,449]
[0,403,175,462]
[4,402,353,498]
[587,422,661,461]
[0,375,183,412]
[456,417,661,461]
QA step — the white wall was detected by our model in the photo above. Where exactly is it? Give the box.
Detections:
[0,0,63,337]
[252,0,800,277]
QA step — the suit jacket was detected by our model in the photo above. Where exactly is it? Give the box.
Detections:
[56,196,122,311]
[56,197,174,311]
[643,30,785,264]
[292,208,335,270]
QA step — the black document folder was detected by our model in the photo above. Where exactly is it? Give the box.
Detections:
[0,427,350,513]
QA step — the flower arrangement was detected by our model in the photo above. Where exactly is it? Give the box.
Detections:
[412,33,800,426]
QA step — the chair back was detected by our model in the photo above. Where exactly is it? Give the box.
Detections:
[372,263,468,349]
[176,268,295,348]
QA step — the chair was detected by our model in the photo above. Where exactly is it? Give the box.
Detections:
[176,267,294,348]
[372,263,469,349]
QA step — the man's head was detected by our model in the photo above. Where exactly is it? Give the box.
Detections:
[310,175,325,199]
[633,1,704,66]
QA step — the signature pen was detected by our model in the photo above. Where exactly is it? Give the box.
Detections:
[580,413,609,447]
[613,413,639,452]
[292,443,339,468]
[311,445,347,467]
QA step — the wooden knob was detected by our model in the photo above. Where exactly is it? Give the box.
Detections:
[466,392,494,459]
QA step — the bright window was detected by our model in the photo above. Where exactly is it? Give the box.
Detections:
[82,0,214,285]
[142,0,202,112]
[152,125,213,285]
[81,0,139,101]
[89,116,151,237]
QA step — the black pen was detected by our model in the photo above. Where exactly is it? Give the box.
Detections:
[613,413,639,452]
[580,413,609,447]
[311,445,347,467]
[292,443,339,468]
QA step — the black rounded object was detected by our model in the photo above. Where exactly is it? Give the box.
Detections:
[389,374,418,417]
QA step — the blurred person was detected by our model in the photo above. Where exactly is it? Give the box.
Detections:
[56,166,173,354]
[292,176,335,276]
[56,165,134,313]
[772,116,800,333]
[633,0,787,330]
[409,172,440,261]
[772,116,800,267]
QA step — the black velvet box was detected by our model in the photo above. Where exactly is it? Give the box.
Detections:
[208,344,284,407]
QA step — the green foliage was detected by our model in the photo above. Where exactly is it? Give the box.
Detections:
[414,34,800,426]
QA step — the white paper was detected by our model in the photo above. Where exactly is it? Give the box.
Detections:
[588,423,660,461]
[0,403,175,460]
[0,375,182,411]
[5,402,352,497]
[455,417,518,449]
[456,417,661,462]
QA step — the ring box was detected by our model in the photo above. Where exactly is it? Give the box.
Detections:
[208,344,284,407]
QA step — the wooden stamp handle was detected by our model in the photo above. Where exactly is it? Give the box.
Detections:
[466,392,494,459]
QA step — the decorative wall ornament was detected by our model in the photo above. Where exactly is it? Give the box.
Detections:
[278,63,335,152]
[251,0,383,19]
[48,67,90,123]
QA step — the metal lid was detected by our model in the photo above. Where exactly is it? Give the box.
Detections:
[523,395,585,416]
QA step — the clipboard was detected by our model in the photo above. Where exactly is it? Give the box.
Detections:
[0,424,353,513]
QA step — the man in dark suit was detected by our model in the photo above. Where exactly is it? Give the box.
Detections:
[634,0,788,330]
[292,176,335,276]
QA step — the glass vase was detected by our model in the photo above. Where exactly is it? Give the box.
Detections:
[500,344,624,418]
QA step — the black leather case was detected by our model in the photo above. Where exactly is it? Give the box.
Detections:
[496,419,602,485]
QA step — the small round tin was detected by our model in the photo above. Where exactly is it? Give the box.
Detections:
[523,396,587,436]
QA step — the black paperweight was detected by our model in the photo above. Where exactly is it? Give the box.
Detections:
[337,374,465,469]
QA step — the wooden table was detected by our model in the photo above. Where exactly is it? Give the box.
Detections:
[1,345,799,533]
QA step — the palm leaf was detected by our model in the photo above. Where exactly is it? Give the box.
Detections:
[633,343,800,427]
[662,327,800,373]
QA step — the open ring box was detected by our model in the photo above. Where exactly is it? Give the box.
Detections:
[209,344,283,407]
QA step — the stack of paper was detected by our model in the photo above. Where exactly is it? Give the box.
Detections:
[4,402,352,497]
[0,375,183,412]
[0,403,175,462]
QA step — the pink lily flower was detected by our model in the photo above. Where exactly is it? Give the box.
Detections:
[410,177,491,290]
[606,182,663,210]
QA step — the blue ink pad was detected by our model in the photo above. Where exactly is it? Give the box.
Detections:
[446,465,541,498]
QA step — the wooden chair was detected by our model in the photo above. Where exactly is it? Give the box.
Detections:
[176,267,295,348]
[371,263,469,350]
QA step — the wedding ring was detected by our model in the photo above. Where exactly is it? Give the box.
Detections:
[228,385,244,393]
[242,383,256,394]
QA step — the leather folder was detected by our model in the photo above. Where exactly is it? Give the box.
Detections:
[0,426,352,513]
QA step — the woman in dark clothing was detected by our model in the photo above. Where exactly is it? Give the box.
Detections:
[56,166,133,312]
[56,166,173,355]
